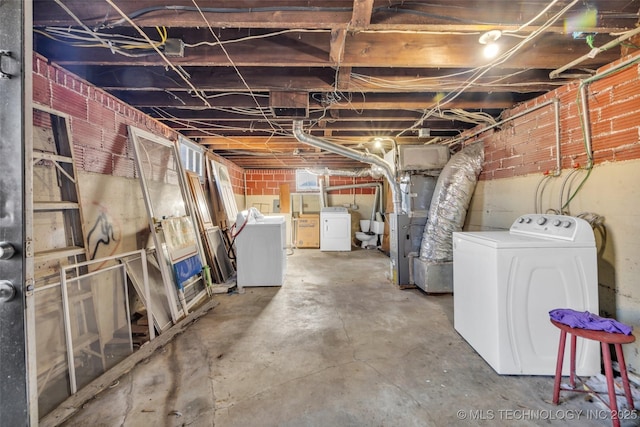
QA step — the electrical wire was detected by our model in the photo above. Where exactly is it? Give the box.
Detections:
[152,107,290,168]
[189,0,280,138]
[183,29,329,48]
[52,0,118,53]
[34,31,158,58]
[396,0,580,138]
[104,0,212,108]
[350,69,565,93]
[415,1,574,131]
[107,5,353,27]
[50,0,603,161]
[502,0,561,34]
[35,26,168,54]
[47,1,574,140]
[101,3,525,29]
[437,109,497,126]
[152,108,289,140]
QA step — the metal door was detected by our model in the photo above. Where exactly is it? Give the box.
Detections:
[0,0,31,424]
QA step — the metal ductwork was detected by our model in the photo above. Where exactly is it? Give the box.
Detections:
[292,120,402,213]
[304,167,382,179]
[324,182,384,223]
[419,141,485,261]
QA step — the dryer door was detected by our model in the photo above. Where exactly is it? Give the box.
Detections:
[320,214,351,251]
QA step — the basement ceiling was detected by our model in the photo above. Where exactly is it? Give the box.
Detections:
[33,1,640,169]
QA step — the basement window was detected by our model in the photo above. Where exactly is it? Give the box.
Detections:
[179,137,204,177]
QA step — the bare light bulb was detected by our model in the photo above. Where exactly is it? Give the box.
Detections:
[483,43,499,58]
[479,30,502,59]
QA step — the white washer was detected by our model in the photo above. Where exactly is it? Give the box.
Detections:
[453,214,600,375]
[320,207,351,251]
[235,213,286,291]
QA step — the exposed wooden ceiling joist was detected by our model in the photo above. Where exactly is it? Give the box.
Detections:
[32,0,640,169]
[36,30,623,69]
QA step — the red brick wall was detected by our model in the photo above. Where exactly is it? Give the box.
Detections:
[472,53,640,181]
[33,53,244,193]
[244,169,295,196]
[244,169,380,196]
[325,176,380,195]
[224,164,245,195]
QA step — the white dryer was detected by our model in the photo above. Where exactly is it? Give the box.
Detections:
[453,214,600,375]
[320,207,351,251]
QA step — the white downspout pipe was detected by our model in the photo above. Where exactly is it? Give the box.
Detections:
[293,120,402,213]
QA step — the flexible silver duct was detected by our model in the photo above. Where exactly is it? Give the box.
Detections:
[293,121,402,213]
[419,142,484,261]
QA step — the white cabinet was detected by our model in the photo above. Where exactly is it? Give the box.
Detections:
[320,207,351,251]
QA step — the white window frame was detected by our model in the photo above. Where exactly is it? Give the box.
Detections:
[178,136,204,178]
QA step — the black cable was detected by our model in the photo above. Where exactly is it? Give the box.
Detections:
[104,4,496,28]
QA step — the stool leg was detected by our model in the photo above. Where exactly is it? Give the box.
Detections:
[570,334,577,388]
[614,343,635,409]
[553,329,567,404]
[602,342,621,427]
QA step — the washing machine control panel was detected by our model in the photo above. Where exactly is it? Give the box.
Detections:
[510,214,594,243]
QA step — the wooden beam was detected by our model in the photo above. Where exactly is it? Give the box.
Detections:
[33,0,633,34]
[81,65,555,94]
[35,31,621,70]
[171,119,454,133]
[350,0,374,28]
[118,90,520,109]
[269,91,309,118]
[330,27,347,64]
[336,66,352,91]
[148,108,433,121]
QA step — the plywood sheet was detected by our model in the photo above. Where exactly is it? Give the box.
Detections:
[279,183,290,213]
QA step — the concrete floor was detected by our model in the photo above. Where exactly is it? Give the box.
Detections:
[61,249,634,426]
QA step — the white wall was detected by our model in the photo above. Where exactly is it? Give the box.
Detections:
[466,159,640,372]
